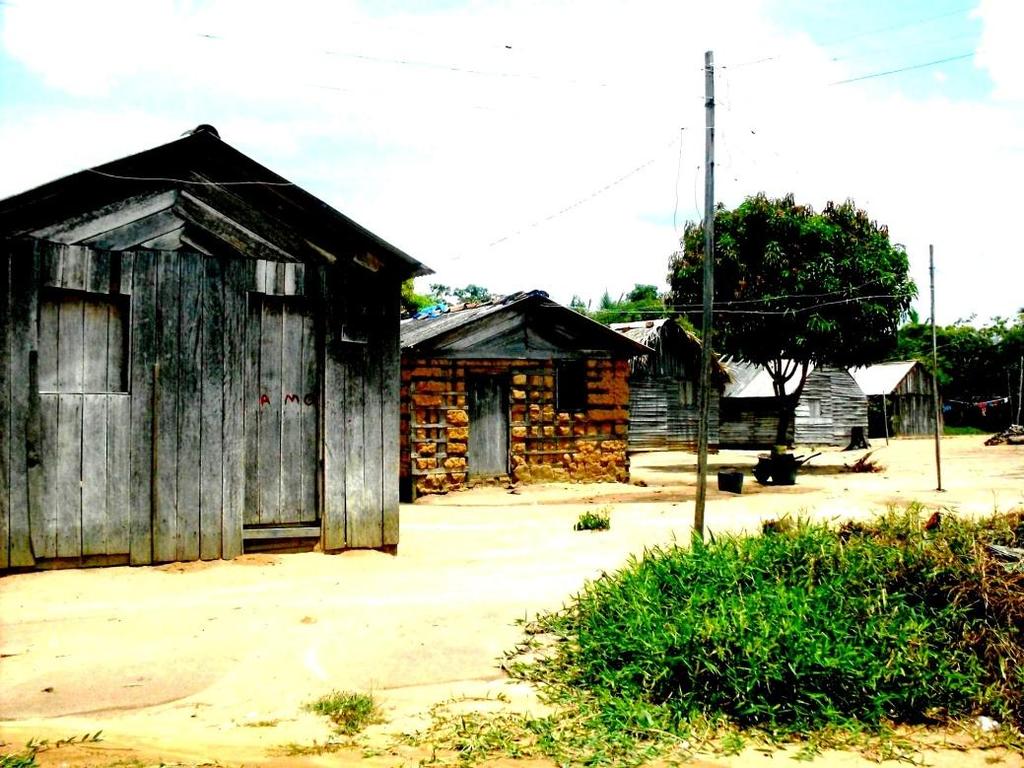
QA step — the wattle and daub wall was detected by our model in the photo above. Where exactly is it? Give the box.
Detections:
[400,357,631,497]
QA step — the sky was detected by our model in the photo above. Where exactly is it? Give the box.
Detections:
[1,0,1021,325]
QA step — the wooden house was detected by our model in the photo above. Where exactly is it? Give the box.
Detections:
[399,291,649,498]
[850,360,940,437]
[610,319,728,452]
[0,125,429,571]
[720,361,868,447]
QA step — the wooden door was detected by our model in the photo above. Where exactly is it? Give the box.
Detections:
[467,376,509,478]
[34,289,131,560]
[245,296,319,528]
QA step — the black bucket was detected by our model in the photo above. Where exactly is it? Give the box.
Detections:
[717,470,744,494]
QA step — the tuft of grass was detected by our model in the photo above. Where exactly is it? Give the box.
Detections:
[304,690,383,735]
[574,507,610,532]
[0,733,103,768]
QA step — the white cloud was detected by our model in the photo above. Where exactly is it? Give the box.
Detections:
[1,0,1022,324]
[974,0,1024,101]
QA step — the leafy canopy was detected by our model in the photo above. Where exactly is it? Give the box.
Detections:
[669,194,916,376]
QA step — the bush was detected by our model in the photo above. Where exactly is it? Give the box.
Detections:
[304,691,382,735]
[527,507,1024,733]
[574,508,611,532]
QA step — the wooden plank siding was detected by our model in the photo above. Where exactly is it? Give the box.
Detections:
[2,239,404,570]
[628,379,720,451]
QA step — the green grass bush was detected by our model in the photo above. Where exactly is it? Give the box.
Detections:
[525,506,1024,734]
[574,508,611,531]
[304,690,382,735]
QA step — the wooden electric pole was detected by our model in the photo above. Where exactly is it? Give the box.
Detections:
[930,245,943,491]
[694,50,715,540]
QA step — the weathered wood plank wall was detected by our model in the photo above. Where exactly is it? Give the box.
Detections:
[2,240,402,570]
[628,379,720,451]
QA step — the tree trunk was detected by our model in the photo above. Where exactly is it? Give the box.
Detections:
[775,393,798,447]
[770,360,810,447]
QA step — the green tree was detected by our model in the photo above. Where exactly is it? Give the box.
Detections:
[401,279,433,315]
[669,194,916,445]
[590,284,666,325]
[428,283,494,305]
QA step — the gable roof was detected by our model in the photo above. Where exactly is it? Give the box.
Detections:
[610,318,729,383]
[849,360,920,396]
[722,360,786,398]
[401,290,651,358]
[0,125,430,277]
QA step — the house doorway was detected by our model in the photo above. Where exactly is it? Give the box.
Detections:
[467,375,509,478]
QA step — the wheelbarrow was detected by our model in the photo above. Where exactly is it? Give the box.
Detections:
[752,451,821,486]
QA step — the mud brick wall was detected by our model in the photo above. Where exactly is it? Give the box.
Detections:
[400,357,630,497]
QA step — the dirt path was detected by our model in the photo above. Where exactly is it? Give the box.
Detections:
[1,436,1022,766]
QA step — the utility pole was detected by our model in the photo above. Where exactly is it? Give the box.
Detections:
[694,50,715,540]
[930,245,943,491]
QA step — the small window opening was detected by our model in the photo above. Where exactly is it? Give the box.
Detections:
[556,360,587,412]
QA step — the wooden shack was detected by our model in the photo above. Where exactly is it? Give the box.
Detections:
[399,291,650,498]
[0,125,429,571]
[610,319,727,452]
[720,361,868,447]
[850,361,940,437]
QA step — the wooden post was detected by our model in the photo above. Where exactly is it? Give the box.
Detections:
[694,50,715,541]
[881,393,889,445]
[930,245,942,491]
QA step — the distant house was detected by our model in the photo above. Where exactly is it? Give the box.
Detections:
[720,361,868,447]
[0,125,429,572]
[399,291,650,499]
[850,360,940,437]
[610,319,728,452]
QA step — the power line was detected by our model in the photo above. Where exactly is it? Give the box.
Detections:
[830,51,974,86]
[477,134,682,252]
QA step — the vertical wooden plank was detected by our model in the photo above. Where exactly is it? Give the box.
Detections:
[274,262,286,297]
[118,252,133,296]
[153,252,179,562]
[56,394,83,558]
[58,295,84,394]
[38,244,60,288]
[300,309,318,524]
[8,245,38,566]
[26,352,45,560]
[82,298,109,392]
[320,266,346,550]
[175,253,202,562]
[257,299,283,524]
[37,299,59,392]
[36,396,59,559]
[243,293,261,526]
[129,251,158,565]
[221,258,248,558]
[60,245,87,291]
[200,256,224,560]
[356,297,384,548]
[81,395,107,556]
[254,259,267,295]
[88,250,112,294]
[381,286,400,547]
[279,302,305,523]
[106,395,130,554]
[0,250,10,569]
[344,334,371,545]
[283,263,297,296]
[292,263,305,297]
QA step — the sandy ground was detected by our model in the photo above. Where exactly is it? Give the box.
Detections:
[1,435,1023,767]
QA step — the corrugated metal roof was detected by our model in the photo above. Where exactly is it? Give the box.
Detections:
[610,319,669,345]
[400,290,651,356]
[723,359,819,398]
[849,361,919,395]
